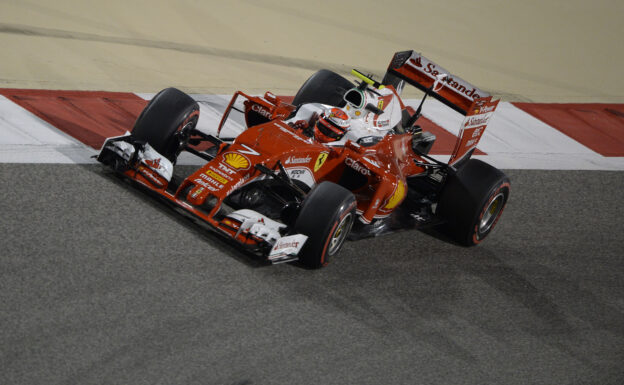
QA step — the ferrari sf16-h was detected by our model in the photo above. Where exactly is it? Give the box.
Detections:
[97,50,510,268]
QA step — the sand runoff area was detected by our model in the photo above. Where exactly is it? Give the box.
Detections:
[0,0,622,103]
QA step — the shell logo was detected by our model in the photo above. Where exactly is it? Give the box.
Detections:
[224,153,250,170]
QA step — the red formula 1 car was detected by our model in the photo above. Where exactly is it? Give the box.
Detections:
[97,50,510,268]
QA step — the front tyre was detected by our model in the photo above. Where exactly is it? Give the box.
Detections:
[294,182,356,268]
[131,87,199,162]
[437,159,510,246]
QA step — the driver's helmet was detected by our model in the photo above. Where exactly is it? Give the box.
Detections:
[314,107,351,142]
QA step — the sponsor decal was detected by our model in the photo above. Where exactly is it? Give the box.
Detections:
[224,153,251,170]
[217,162,238,175]
[252,103,272,119]
[289,169,305,176]
[237,144,261,156]
[193,178,218,191]
[376,94,392,112]
[407,54,483,101]
[208,165,233,180]
[362,157,380,168]
[477,104,495,113]
[274,240,300,251]
[269,233,308,261]
[345,157,371,176]
[314,152,329,172]
[465,139,478,147]
[286,168,315,187]
[423,62,481,100]
[199,173,224,189]
[194,178,209,188]
[464,115,490,128]
[376,119,390,127]
[137,165,164,187]
[191,186,204,199]
[471,128,483,138]
[285,155,311,165]
[224,176,248,195]
[205,170,228,184]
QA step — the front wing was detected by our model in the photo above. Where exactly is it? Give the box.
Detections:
[97,136,308,264]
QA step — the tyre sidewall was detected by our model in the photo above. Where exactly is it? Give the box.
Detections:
[470,180,510,244]
[292,69,354,107]
[438,159,510,245]
[294,182,356,268]
[131,88,199,161]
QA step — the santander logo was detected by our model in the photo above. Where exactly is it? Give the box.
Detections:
[423,62,481,100]
[285,155,311,164]
[408,54,483,101]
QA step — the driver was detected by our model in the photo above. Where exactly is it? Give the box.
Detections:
[286,86,396,144]
[287,104,351,143]
[313,107,351,143]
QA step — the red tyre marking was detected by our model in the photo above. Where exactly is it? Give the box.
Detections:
[320,203,356,266]
[320,220,340,266]
[472,182,510,244]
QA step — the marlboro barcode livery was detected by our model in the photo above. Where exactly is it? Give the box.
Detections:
[97,50,510,268]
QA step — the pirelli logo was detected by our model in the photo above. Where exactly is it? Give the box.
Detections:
[205,170,228,184]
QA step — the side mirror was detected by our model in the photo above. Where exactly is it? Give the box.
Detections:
[365,103,384,115]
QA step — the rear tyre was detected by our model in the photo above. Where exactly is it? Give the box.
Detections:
[294,182,356,268]
[437,159,510,246]
[292,69,354,107]
[132,87,199,162]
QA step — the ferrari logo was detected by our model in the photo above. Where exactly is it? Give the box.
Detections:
[314,152,328,172]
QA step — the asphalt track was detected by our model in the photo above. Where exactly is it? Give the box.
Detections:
[1,164,623,384]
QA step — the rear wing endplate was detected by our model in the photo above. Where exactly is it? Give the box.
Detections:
[449,97,499,167]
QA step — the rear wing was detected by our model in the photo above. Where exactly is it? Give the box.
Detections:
[385,50,499,166]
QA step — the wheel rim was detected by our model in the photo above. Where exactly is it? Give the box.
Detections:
[328,213,354,256]
[171,116,199,159]
[479,192,505,233]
